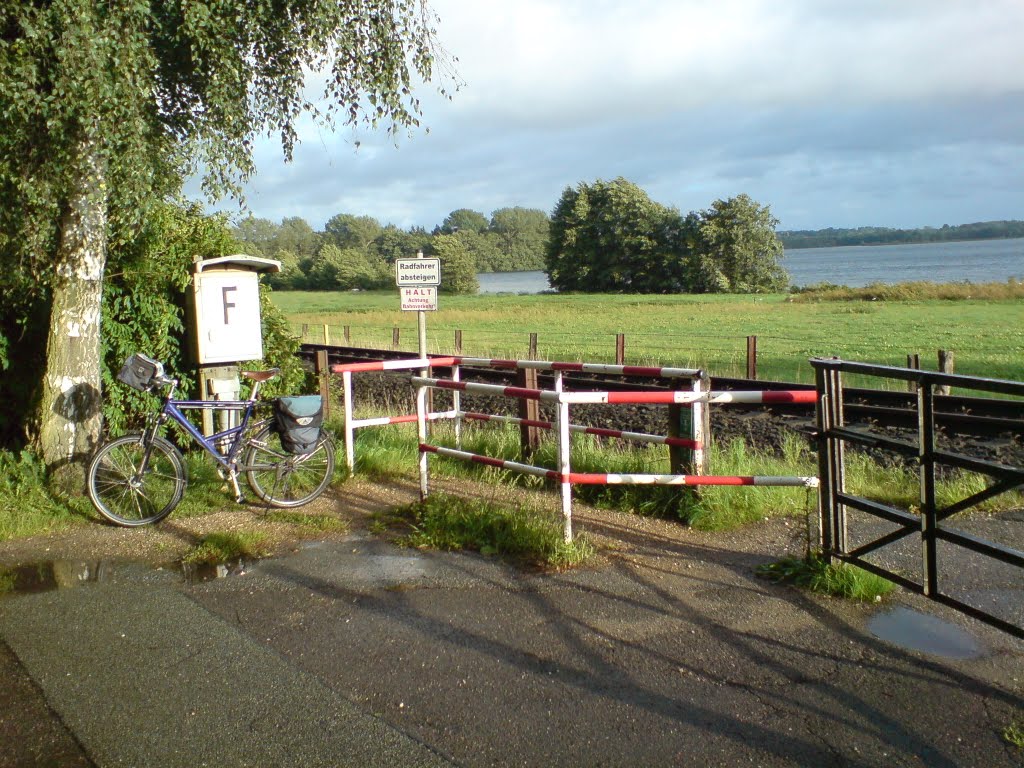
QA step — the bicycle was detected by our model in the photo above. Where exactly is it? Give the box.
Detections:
[87,356,335,527]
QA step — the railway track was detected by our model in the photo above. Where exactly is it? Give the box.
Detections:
[298,343,1024,438]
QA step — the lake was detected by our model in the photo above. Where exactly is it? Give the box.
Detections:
[476,238,1024,293]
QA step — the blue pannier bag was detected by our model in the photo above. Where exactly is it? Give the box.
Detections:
[274,395,323,454]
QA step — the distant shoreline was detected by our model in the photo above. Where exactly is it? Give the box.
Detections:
[779,220,1024,250]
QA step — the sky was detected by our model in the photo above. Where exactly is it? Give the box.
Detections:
[195,0,1024,233]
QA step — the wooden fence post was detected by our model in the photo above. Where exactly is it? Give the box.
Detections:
[343,325,351,344]
[746,335,757,380]
[937,350,954,396]
[392,326,400,349]
[323,324,330,345]
[518,332,541,459]
[907,353,920,392]
[615,333,626,365]
[315,349,331,419]
[455,330,463,355]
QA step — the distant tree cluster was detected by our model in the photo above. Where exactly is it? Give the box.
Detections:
[780,220,1024,249]
[231,206,551,294]
[545,179,787,294]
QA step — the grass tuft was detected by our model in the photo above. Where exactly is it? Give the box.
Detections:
[0,450,89,541]
[1004,721,1024,750]
[790,279,1024,303]
[385,492,593,569]
[264,510,347,532]
[181,531,271,565]
[757,554,896,601]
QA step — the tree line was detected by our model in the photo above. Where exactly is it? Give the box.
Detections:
[231,207,550,292]
[234,181,789,296]
[779,220,1024,249]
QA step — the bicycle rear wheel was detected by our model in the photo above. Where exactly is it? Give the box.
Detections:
[87,434,187,526]
[243,424,335,507]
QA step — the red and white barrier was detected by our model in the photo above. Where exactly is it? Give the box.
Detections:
[331,357,456,374]
[451,357,701,379]
[329,354,816,543]
[420,445,817,488]
[420,444,560,480]
[411,375,815,407]
[334,357,461,471]
[463,411,702,450]
[563,472,819,487]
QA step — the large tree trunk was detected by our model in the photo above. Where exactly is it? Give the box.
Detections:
[34,137,108,468]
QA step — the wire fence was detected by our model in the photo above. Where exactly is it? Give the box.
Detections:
[295,322,1018,389]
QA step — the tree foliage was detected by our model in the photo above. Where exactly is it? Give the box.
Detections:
[230,205,554,292]
[489,207,550,272]
[0,0,447,462]
[429,234,479,295]
[438,209,489,235]
[545,178,688,293]
[691,194,787,293]
[545,180,787,294]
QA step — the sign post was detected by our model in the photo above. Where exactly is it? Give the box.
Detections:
[396,252,440,498]
[395,253,440,361]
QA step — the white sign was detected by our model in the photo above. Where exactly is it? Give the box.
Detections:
[192,271,264,364]
[400,286,438,311]
[395,258,441,286]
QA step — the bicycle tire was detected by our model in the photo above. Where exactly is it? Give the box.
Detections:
[243,424,335,508]
[87,434,187,526]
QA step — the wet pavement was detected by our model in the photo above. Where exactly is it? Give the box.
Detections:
[1,521,1023,767]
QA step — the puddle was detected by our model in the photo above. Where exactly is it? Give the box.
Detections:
[179,559,249,584]
[0,561,117,595]
[869,606,984,659]
[0,558,251,596]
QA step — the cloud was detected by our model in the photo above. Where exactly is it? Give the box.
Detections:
[195,0,1024,232]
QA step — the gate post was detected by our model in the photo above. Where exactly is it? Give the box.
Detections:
[669,373,709,475]
[815,363,847,559]
[918,382,938,596]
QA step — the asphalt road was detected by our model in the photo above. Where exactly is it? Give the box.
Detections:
[1,518,1023,767]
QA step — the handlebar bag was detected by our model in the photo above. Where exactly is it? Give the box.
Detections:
[274,395,323,454]
[117,354,164,392]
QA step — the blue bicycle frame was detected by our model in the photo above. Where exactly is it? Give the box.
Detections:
[157,398,266,467]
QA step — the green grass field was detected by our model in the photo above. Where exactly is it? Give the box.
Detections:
[272,289,1024,385]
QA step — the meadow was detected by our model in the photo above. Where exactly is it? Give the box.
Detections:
[272,288,1024,385]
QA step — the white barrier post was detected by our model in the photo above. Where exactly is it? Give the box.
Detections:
[416,378,429,500]
[556,379,573,542]
[692,373,709,474]
[343,370,355,472]
[453,361,462,450]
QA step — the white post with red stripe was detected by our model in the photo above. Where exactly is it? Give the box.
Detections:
[417,369,429,499]
[342,371,355,472]
[333,357,459,472]
[557,384,573,542]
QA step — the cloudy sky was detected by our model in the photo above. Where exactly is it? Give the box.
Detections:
[201,0,1024,232]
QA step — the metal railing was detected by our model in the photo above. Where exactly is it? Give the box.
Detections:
[813,358,1024,638]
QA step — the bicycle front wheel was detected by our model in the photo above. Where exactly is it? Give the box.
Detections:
[87,434,187,526]
[243,424,335,508]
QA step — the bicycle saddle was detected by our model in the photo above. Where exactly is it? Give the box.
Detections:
[240,368,281,382]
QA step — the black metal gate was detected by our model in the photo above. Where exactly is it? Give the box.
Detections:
[812,358,1024,639]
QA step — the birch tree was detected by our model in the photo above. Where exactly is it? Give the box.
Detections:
[1,0,449,466]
